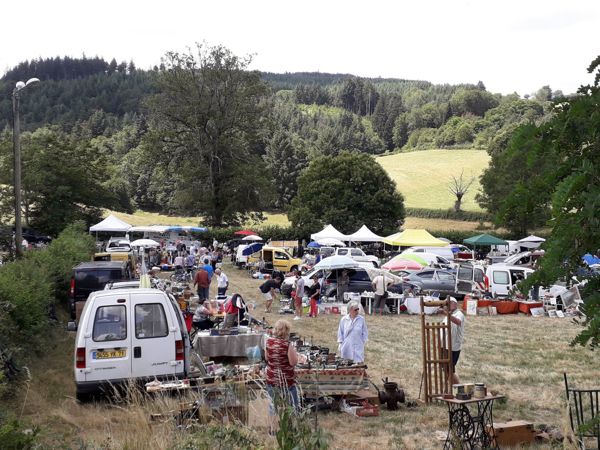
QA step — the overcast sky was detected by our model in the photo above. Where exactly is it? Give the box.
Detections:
[2,0,599,95]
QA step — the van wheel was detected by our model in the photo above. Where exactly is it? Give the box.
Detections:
[290,265,298,273]
[372,262,379,268]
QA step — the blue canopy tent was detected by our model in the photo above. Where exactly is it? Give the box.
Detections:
[307,241,321,248]
[166,226,207,233]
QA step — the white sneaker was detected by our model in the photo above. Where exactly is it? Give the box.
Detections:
[293,316,301,321]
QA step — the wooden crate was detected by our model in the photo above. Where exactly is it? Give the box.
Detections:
[489,420,536,447]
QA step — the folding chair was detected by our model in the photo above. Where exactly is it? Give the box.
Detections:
[564,372,600,449]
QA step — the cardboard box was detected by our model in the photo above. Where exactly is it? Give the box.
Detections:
[489,420,535,447]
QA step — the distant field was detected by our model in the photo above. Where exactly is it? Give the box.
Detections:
[106,210,291,228]
[377,149,490,212]
[107,148,491,230]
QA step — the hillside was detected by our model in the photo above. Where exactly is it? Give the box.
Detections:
[377,149,490,211]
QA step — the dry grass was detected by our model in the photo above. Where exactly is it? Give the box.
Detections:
[13,263,599,449]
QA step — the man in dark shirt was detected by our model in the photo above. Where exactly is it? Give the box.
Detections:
[194,267,210,301]
[259,276,281,313]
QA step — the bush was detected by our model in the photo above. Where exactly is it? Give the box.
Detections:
[0,222,95,395]
[35,221,95,303]
[0,417,38,450]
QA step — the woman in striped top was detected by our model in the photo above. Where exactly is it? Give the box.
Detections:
[264,319,304,413]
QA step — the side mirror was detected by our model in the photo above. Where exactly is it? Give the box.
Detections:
[67,321,78,332]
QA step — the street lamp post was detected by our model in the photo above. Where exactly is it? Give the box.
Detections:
[12,78,39,257]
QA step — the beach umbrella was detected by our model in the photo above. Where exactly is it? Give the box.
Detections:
[307,241,321,248]
[242,235,263,241]
[382,258,424,271]
[130,238,160,248]
[399,253,429,266]
[313,255,359,270]
[234,230,257,236]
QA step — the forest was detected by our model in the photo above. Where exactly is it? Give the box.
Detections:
[0,47,566,237]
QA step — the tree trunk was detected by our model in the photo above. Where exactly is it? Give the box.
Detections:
[454,193,463,212]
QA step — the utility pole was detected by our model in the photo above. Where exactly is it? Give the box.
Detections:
[12,78,40,258]
[12,89,22,258]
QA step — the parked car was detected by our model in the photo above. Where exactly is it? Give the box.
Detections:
[402,246,455,261]
[105,239,131,253]
[322,268,374,299]
[484,265,534,297]
[401,269,458,297]
[455,262,534,297]
[69,261,134,320]
[334,247,379,267]
[497,250,545,268]
[247,246,302,273]
[282,266,374,300]
[69,288,190,401]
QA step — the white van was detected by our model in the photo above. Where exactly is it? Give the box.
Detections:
[71,289,190,400]
[321,247,379,267]
[455,263,533,297]
[402,246,455,261]
[485,265,534,297]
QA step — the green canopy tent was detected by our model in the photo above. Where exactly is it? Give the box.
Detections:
[463,234,508,246]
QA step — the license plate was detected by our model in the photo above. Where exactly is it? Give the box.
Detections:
[93,349,126,359]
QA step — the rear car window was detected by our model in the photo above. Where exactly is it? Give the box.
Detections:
[135,304,168,339]
[493,271,510,285]
[458,266,473,280]
[93,305,127,342]
[350,249,363,256]
[75,269,123,286]
[351,270,371,281]
[337,249,348,255]
[437,271,455,281]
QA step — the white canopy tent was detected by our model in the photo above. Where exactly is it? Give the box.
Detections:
[89,214,132,233]
[518,235,546,249]
[310,224,349,242]
[347,225,383,243]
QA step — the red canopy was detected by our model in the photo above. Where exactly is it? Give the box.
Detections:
[234,230,257,236]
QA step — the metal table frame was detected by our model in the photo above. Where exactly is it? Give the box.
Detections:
[438,395,504,449]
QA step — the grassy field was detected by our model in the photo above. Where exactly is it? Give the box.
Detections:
[377,149,490,212]
[12,263,599,449]
[107,211,489,234]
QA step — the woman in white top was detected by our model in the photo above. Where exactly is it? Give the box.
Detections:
[337,300,368,363]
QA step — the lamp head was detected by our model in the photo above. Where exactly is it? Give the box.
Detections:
[15,81,25,90]
[25,78,40,86]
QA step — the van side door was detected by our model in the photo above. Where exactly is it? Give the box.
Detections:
[130,292,180,378]
[83,295,130,383]
[455,264,475,295]
[489,269,511,297]
[273,251,290,272]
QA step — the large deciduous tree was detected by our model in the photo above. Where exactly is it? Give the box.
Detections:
[145,43,273,226]
[288,151,405,235]
[498,56,600,348]
[0,127,117,236]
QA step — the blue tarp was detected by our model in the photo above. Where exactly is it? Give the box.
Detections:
[166,226,207,233]
[583,254,600,265]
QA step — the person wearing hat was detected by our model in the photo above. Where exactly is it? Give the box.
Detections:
[441,296,465,384]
